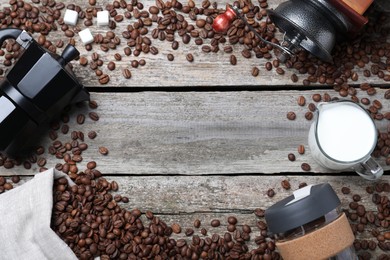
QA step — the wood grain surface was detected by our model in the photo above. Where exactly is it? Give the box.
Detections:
[9,174,390,257]
[0,89,388,176]
[0,0,388,87]
[0,0,388,257]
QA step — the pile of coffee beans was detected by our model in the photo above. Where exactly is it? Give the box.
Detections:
[49,174,390,259]
[0,0,388,84]
[51,173,282,260]
[342,182,390,260]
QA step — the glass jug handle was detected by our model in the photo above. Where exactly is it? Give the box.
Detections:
[353,157,384,180]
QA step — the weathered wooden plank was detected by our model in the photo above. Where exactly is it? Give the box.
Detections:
[7,175,390,257]
[0,0,388,87]
[0,89,388,175]
[107,175,390,258]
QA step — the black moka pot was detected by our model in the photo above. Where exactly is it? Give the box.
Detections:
[0,28,89,155]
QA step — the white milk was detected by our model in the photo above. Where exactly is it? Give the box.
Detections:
[316,102,376,162]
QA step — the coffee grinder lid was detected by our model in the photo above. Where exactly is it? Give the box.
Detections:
[265,183,341,234]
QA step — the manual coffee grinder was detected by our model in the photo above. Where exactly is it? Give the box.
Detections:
[0,28,89,154]
[213,0,376,62]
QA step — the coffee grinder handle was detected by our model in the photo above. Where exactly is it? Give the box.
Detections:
[0,28,23,46]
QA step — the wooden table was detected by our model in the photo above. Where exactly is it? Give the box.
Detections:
[0,0,389,258]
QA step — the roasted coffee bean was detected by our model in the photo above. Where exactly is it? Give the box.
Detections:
[37,157,47,167]
[171,223,181,233]
[287,111,296,120]
[227,224,236,232]
[88,131,97,139]
[297,96,306,106]
[305,111,313,120]
[265,62,272,71]
[301,163,311,171]
[87,161,96,169]
[11,175,20,183]
[111,181,119,191]
[230,54,237,65]
[281,180,291,190]
[186,53,194,62]
[254,208,265,218]
[361,98,370,105]
[308,103,316,112]
[194,219,201,228]
[298,182,308,188]
[185,228,194,236]
[98,74,110,84]
[341,187,351,194]
[385,90,390,99]
[167,53,174,61]
[298,145,305,154]
[122,68,131,79]
[0,176,6,186]
[211,219,220,227]
[107,61,115,71]
[288,153,296,161]
[99,147,109,155]
[353,194,361,202]
[276,67,284,75]
[312,94,321,102]
[76,114,85,124]
[227,216,237,225]
[251,67,259,77]
[291,73,299,82]
[241,49,251,59]
[89,112,99,121]
[4,182,13,190]
[356,205,366,217]
[367,88,376,96]
[267,188,275,197]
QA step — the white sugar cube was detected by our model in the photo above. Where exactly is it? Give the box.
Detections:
[64,9,78,26]
[78,28,94,45]
[97,10,109,26]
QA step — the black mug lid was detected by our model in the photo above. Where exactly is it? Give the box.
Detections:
[265,183,341,234]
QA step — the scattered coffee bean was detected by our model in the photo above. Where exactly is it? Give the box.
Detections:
[281,179,291,190]
[267,188,275,197]
[297,96,306,106]
[122,68,131,79]
[88,131,97,139]
[298,145,305,155]
[251,67,259,77]
[98,146,109,155]
[230,55,237,65]
[76,114,85,124]
[186,53,194,62]
[89,112,99,121]
[287,111,296,120]
[312,94,322,102]
[288,153,296,161]
[305,111,313,120]
[211,219,220,227]
[227,216,237,225]
[301,163,311,171]
[194,219,201,228]
[341,187,351,194]
[98,74,110,84]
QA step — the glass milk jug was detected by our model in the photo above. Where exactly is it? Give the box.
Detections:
[308,100,383,180]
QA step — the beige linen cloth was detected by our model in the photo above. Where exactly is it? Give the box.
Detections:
[0,168,77,260]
